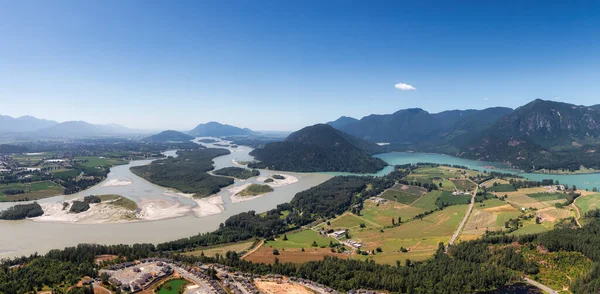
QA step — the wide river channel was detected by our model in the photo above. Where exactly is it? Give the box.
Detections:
[1,140,599,257]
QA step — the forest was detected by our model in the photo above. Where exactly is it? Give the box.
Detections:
[0,202,43,220]
[212,167,260,179]
[130,148,234,197]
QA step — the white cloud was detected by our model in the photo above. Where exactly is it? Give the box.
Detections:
[394,82,416,91]
[483,97,489,101]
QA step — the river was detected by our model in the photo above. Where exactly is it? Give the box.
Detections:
[0,144,598,258]
[0,138,331,258]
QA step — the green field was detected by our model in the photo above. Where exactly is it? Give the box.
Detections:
[52,169,80,180]
[527,192,567,202]
[265,229,334,249]
[436,191,471,207]
[576,193,600,214]
[360,201,425,227]
[237,184,274,196]
[450,179,476,191]
[510,223,550,236]
[157,279,189,294]
[495,211,524,227]
[0,181,64,201]
[74,156,127,167]
[185,240,256,257]
[380,189,421,205]
[488,184,516,192]
[412,190,441,211]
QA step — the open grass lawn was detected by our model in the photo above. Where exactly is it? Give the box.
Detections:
[436,191,471,207]
[450,179,477,191]
[244,246,348,264]
[380,189,421,205]
[576,193,600,214]
[0,181,64,201]
[506,195,547,210]
[52,169,80,180]
[390,184,427,195]
[74,156,127,167]
[434,179,456,191]
[527,192,568,202]
[156,278,189,294]
[487,184,516,192]
[324,211,380,230]
[185,240,255,257]
[495,211,524,227]
[355,205,467,251]
[353,248,435,265]
[481,179,510,188]
[510,223,549,236]
[361,201,425,227]
[265,229,334,249]
[477,198,507,208]
[411,190,441,211]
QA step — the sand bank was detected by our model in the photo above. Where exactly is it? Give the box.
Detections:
[102,178,133,187]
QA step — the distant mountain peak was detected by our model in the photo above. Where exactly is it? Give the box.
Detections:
[188,122,255,137]
[143,130,194,142]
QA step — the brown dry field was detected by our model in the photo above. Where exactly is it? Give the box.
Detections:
[243,247,347,264]
[537,207,573,222]
[483,204,518,213]
[255,281,314,294]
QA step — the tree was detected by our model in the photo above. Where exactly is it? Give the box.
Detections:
[311,241,318,247]
[398,216,402,224]
[272,249,279,255]
[392,218,395,226]
[283,234,288,241]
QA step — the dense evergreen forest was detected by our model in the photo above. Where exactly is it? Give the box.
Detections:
[0,202,43,220]
[130,148,234,197]
[212,167,260,179]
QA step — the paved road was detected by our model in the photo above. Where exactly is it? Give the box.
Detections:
[524,277,559,294]
[447,182,478,249]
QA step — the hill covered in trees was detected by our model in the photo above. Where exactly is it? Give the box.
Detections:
[188,122,255,137]
[130,148,233,197]
[142,130,194,142]
[249,124,387,173]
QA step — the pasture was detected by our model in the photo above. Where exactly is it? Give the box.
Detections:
[265,229,334,249]
[0,181,64,201]
[244,246,347,264]
[411,190,441,211]
[185,240,255,257]
[576,193,600,214]
[74,156,127,167]
[436,191,471,207]
[361,201,425,227]
[450,179,477,191]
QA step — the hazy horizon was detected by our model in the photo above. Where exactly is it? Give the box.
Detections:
[1,1,599,131]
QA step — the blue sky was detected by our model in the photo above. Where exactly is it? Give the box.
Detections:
[0,0,599,131]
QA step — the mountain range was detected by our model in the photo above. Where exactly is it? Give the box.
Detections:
[0,115,58,133]
[328,99,600,171]
[187,122,255,137]
[142,130,194,142]
[249,124,387,173]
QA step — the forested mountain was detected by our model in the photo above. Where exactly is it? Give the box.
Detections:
[328,107,513,148]
[249,124,387,173]
[590,104,600,111]
[142,130,194,142]
[326,116,359,130]
[188,122,255,137]
[463,99,600,170]
[0,114,58,133]
[32,121,141,138]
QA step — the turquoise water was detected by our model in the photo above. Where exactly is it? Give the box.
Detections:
[327,152,600,191]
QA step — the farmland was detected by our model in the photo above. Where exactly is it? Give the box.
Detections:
[0,181,64,201]
[576,192,600,214]
[185,240,256,257]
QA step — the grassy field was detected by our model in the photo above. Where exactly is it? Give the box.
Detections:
[353,205,467,263]
[52,169,80,180]
[510,223,550,236]
[98,195,138,210]
[12,152,57,166]
[487,184,516,192]
[244,246,348,264]
[74,156,127,167]
[527,192,568,202]
[265,229,334,249]
[361,201,425,227]
[576,193,600,214]
[411,190,441,211]
[185,240,256,257]
[380,189,422,205]
[462,198,520,237]
[450,179,477,191]
[436,191,471,207]
[0,181,64,201]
